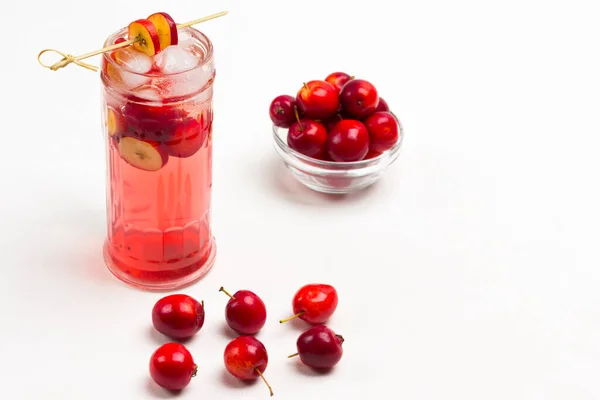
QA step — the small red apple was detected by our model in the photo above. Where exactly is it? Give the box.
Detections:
[363,111,399,152]
[325,72,353,93]
[296,80,339,119]
[339,79,379,119]
[327,120,370,162]
[287,120,328,159]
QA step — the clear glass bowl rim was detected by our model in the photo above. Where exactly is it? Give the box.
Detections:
[272,113,404,169]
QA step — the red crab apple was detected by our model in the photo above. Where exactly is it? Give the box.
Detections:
[280,284,339,325]
[374,97,390,112]
[224,336,273,396]
[363,111,399,152]
[365,149,383,159]
[152,294,205,340]
[149,343,197,391]
[269,95,297,128]
[325,72,353,93]
[339,79,379,119]
[219,286,267,335]
[327,120,370,162]
[296,80,339,119]
[322,113,344,133]
[289,325,344,370]
[287,118,328,159]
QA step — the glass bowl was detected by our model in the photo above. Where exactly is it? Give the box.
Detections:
[272,117,404,194]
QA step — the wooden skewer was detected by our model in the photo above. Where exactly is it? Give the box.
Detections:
[38,11,228,72]
[177,11,228,29]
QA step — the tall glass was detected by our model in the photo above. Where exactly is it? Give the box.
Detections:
[100,27,216,290]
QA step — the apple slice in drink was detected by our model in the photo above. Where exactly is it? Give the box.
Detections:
[148,12,178,50]
[117,136,168,171]
[128,19,161,56]
[106,106,121,137]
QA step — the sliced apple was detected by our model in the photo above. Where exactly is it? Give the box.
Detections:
[147,12,178,50]
[110,38,126,61]
[117,136,168,171]
[106,106,120,137]
[104,61,123,84]
[128,19,161,56]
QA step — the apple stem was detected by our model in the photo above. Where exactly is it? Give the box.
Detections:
[279,311,304,324]
[335,334,345,344]
[349,75,355,80]
[192,364,198,378]
[255,369,274,397]
[303,82,309,91]
[219,286,235,299]
[294,106,303,130]
[287,353,299,358]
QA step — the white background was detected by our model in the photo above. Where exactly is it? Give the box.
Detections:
[2,0,600,399]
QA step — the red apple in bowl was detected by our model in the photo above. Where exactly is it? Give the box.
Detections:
[296,80,339,119]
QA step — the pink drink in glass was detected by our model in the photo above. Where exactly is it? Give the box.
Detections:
[100,27,216,290]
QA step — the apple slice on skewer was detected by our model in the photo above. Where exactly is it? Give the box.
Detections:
[148,12,178,50]
[128,19,161,56]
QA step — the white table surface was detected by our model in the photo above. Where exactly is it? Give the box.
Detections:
[2,0,600,399]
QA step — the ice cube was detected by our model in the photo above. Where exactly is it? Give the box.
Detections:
[160,55,214,100]
[118,71,150,90]
[177,29,193,42]
[112,47,153,89]
[178,39,196,52]
[161,69,207,99]
[131,86,162,102]
[154,45,200,74]
[114,47,153,73]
